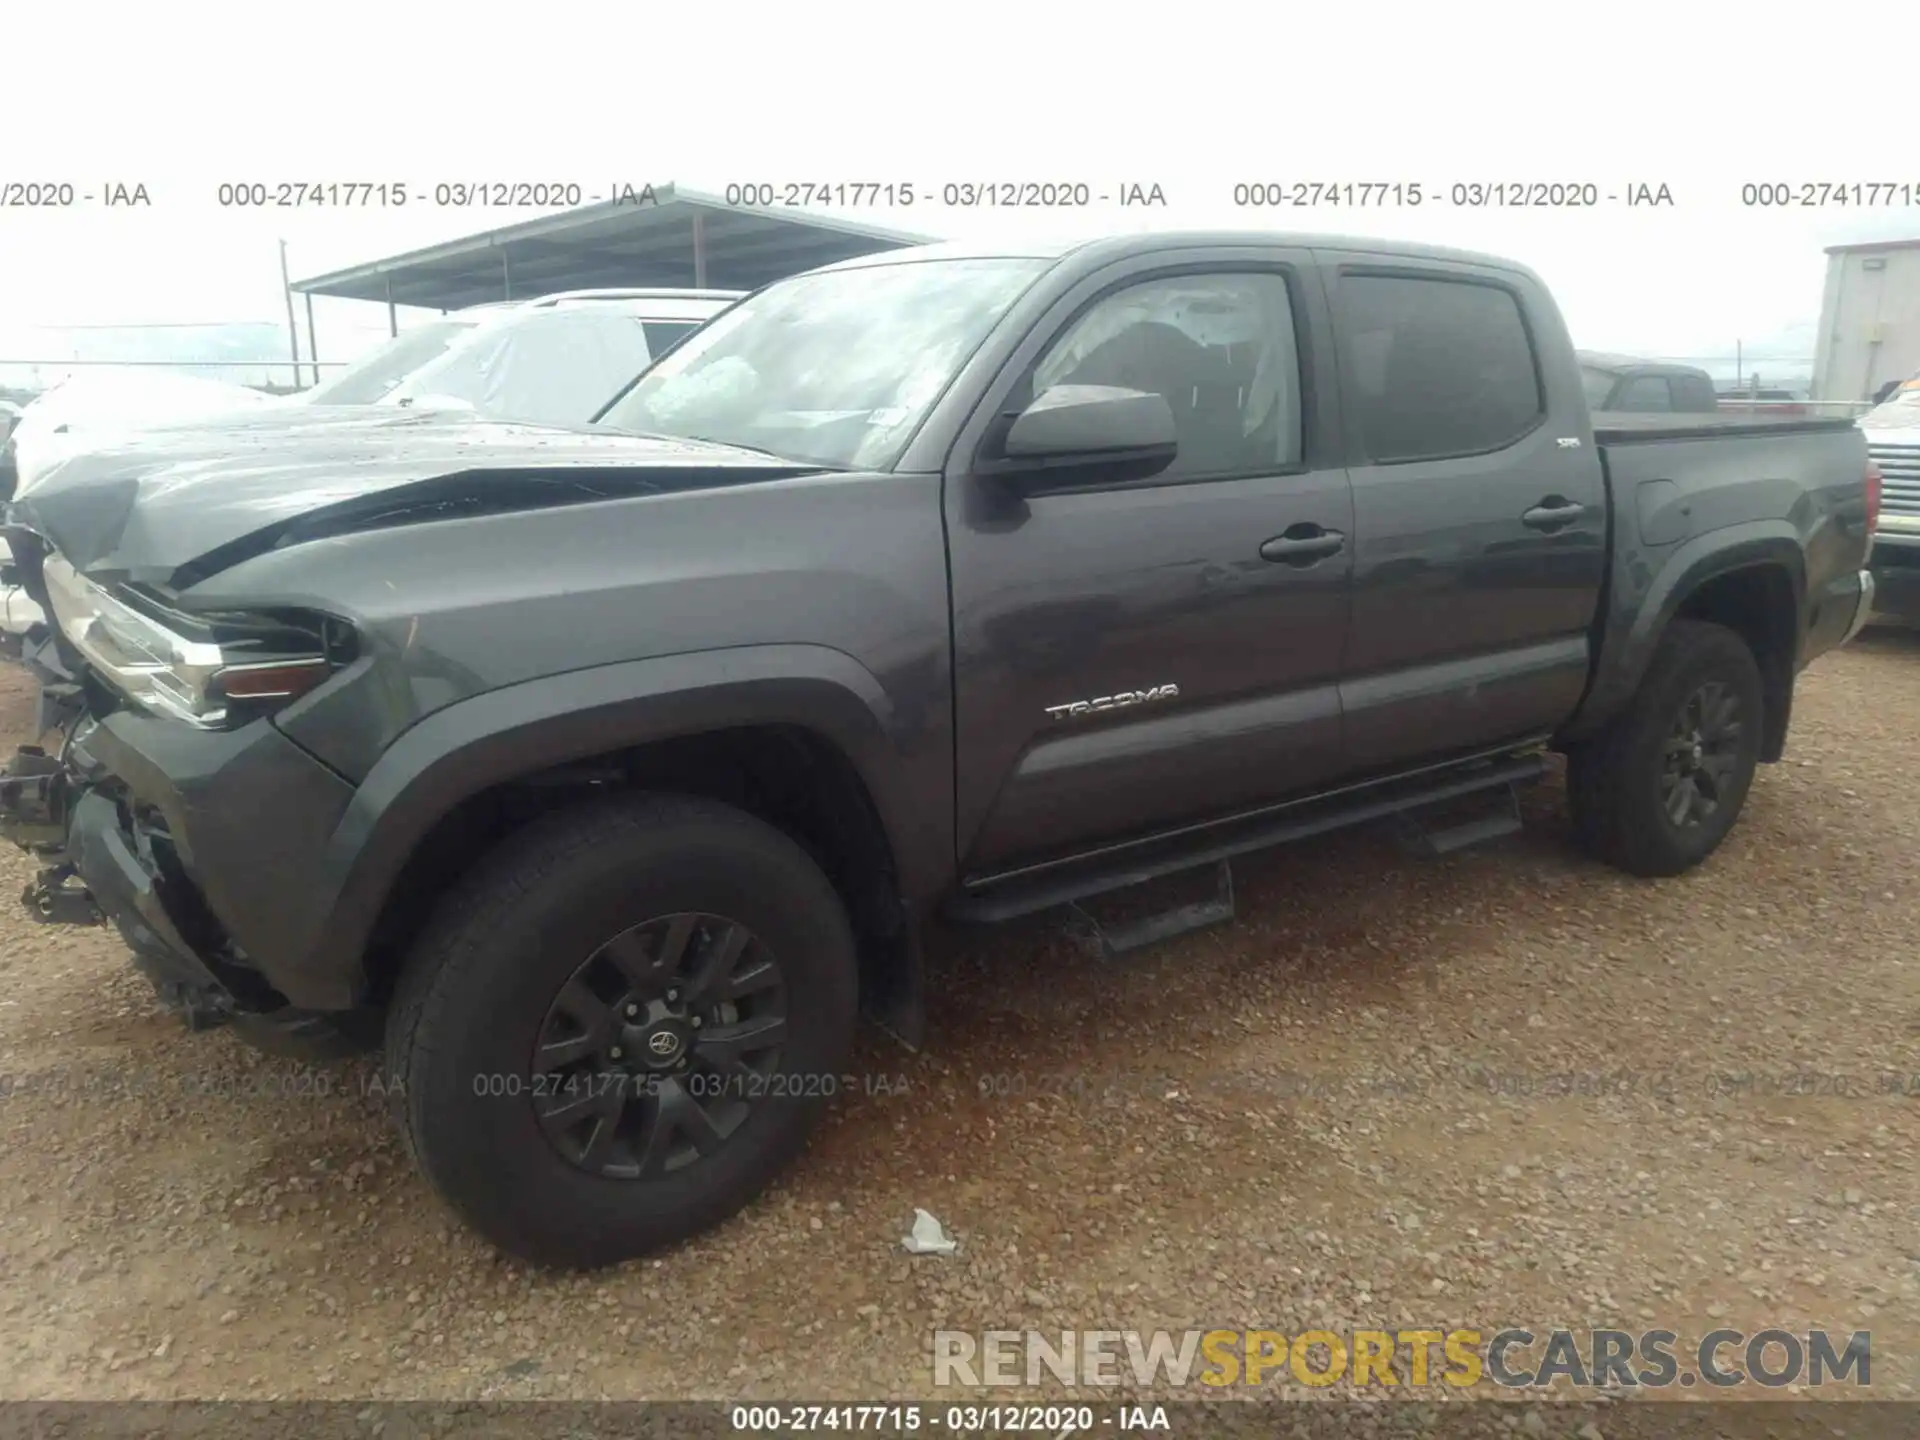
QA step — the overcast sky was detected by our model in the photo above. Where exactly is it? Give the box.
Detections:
[1,3,1911,378]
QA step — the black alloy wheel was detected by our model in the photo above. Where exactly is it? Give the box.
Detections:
[1565,618,1765,878]
[532,912,789,1179]
[1658,680,1744,830]
[384,793,859,1269]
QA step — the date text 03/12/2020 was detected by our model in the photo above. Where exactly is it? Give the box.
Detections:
[719,179,1679,209]
[1230,180,1675,208]
[22,176,1920,211]
[727,1404,1157,1434]
[0,175,1676,211]
[199,179,1170,210]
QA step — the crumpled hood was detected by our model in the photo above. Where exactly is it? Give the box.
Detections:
[8,401,467,499]
[5,409,812,585]
[31,399,459,450]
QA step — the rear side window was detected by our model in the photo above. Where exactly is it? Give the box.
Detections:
[1615,375,1674,412]
[1341,274,1544,463]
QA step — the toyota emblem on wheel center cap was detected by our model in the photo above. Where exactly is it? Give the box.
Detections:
[647,1029,682,1059]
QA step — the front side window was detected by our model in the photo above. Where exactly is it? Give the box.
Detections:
[597,257,1050,470]
[1025,272,1304,480]
[1615,375,1675,412]
[1341,274,1544,463]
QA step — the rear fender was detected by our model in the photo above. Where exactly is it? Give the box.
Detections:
[1563,522,1805,745]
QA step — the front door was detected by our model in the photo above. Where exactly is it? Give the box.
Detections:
[944,250,1355,879]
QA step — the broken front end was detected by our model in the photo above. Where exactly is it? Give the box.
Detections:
[2,723,241,1029]
[2,527,113,933]
[0,526,373,1055]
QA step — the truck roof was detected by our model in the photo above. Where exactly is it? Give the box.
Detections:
[812,231,1544,281]
[1577,351,1711,379]
[456,287,744,317]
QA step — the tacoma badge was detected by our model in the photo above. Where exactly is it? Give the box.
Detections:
[1044,684,1180,721]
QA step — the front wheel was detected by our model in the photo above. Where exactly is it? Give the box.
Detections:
[384,793,859,1269]
[1566,618,1765,878]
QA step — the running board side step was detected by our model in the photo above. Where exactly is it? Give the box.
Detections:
[1065,860,1236,961]
[1393,782,1526,858]
[945,753,1550,927]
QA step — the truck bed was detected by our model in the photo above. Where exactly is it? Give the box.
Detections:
[1572,415,1871,742]
[1591,411,1859,443]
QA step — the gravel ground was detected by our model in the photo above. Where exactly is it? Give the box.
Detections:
[0,637,1916,1405]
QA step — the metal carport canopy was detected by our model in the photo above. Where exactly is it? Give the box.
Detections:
[288,182,940,313]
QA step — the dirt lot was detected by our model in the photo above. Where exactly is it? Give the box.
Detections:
[0,638,1916,1405]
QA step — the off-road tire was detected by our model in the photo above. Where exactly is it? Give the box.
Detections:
[1566,618,1765,878]
[384,792,859,1269]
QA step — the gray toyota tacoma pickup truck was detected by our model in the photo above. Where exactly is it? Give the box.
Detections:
[0,232,1879,1269]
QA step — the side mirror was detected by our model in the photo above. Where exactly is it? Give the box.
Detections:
[997,384,1177,488]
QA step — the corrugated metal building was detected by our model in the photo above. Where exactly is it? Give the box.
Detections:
[291,183,935,325]
[1811,238,1920,404]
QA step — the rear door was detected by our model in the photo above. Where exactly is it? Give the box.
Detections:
[1322,254,1606,774]
[944,246,1354,877]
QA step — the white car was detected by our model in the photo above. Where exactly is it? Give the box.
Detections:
[297,287,742,420]
[1,288,742,648]
[10,289,740,505]
[1862,372,1920,626]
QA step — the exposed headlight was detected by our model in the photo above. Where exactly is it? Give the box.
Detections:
[41,554,352,728]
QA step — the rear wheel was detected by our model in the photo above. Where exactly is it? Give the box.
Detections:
[1566,618,1765,877]
[384,793,858,1269]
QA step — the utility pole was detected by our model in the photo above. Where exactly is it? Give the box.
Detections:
[304,292,318,388]
[279,239,302,390]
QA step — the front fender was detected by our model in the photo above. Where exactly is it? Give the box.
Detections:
[276,644,952,1008]
[1563,521,1806,743]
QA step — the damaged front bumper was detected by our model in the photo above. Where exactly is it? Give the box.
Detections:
[2,737,237,1028]
[0,713,372,1053]
[5,752,103,925]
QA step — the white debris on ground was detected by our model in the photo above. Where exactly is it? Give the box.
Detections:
[901,1209,957,1256]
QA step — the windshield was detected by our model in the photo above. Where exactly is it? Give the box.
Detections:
[305,320,481,406]
[597,258,1051,469]
[1579,366,1617,410]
